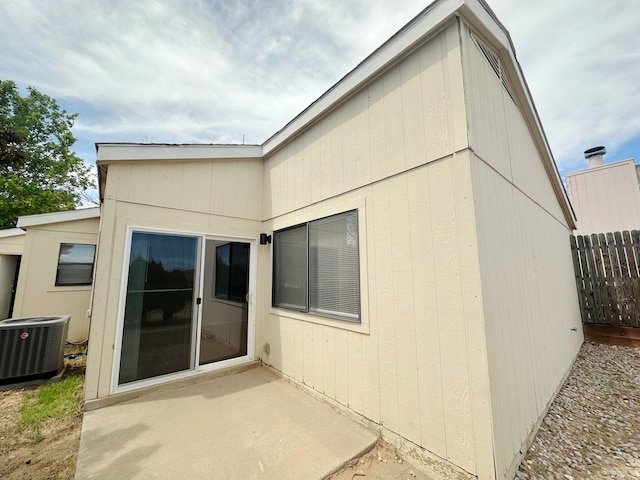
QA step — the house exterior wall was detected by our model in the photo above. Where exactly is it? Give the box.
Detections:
[84,157,264,401]
[12,217,99,342]
[0,230,25,255]
[462,25,582,479]
[81,8,580,480]
[259,24,495,479]
[262,21,468,219]
[566,159,640,235]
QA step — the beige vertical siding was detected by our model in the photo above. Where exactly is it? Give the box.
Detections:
[107,158,263,222]
[263,23,467,221]
[261,157,488,475]
[470,156,582,478]
[259,23,495,477]
[12,217,99,342]
[462,27,566,226]
[462,26,582,480]
[0,231,25,255]
[85,158,264,400]
[566,159,640,235]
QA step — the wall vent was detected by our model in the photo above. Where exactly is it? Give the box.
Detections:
[470,31,516,104]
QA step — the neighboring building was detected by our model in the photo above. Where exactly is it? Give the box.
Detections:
[83,1,582,479]
[0,228,25,320]
[566,146,640,235]
[11,208,100,342]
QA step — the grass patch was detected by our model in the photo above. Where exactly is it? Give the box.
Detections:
[19,375,84,442]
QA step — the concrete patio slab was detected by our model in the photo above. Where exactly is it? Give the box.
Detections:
[75,365,377,479]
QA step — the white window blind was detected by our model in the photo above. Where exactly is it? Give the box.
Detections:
[309,211,360,320]
[273,209,360,322]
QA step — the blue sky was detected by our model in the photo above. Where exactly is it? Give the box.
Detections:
[1,0,638,183]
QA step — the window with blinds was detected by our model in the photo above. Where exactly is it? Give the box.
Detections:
[273,210,360,322]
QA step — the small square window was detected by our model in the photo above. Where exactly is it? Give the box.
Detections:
[55,243,96,286]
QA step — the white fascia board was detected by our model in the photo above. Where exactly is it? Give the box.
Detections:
[458,1,510,49]
[262,0,466,157]
[96,143,263,163]
[17,207,101,228]
[0,228,25,239]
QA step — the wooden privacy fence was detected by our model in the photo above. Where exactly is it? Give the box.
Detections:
[570,231,640,327]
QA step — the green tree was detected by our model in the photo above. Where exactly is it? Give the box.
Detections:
[0,80,94,229]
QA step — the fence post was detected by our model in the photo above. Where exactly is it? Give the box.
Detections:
[570,235,587,323]
[590,233,607,324]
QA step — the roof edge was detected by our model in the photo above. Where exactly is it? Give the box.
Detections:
[0,228,26,239]
[96,143,263,163]
[262,0,466,157]
[17,207,101,228]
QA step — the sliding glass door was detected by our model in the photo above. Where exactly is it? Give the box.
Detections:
[116,230,253,389]
[119,232,199,385]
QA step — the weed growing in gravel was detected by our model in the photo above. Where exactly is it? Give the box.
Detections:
[19,375,84,443]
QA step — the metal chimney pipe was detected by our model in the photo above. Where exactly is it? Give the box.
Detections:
[584,146,606,168]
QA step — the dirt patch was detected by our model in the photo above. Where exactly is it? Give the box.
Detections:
[325,441,434,480]
[0,347,86,480]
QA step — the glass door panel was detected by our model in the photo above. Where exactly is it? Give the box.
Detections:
[199,240,249,366]
[119,232,198,385]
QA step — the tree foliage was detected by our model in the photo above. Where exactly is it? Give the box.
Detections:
[0,125,27,168]
[0,80,94,230]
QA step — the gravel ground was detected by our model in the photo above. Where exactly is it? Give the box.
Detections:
[516,342,640,480]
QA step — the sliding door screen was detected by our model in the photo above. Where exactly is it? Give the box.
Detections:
[119,232,198,385]
[200,240,249,365]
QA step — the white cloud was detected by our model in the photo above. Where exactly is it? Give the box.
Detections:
[0,1,426,141]
[1,0,638,175]
[489,0,640,171]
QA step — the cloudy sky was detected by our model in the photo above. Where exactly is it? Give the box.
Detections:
[1,0,638,180]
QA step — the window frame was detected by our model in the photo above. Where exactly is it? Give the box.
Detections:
[54,242,97,287]
[272,209,361,322]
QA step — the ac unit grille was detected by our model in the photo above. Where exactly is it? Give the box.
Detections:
[0,316,69,383]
